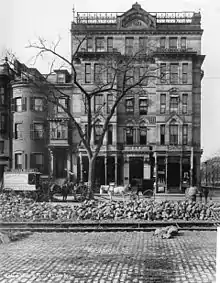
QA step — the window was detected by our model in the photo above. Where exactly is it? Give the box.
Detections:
[170,96,179,113]
[125,37,134,55]
[57,98,67,113]
[84,96,88,114]
[139,125,147,145]
[169,37,177,49]
[30,97,44,111]
[86,37,93,52]
[160,125,165,145]
[108,124,113,145]
[31,123,44,139]
[182,63,188,84]
[15,153,22,169]
[94,124,102,145]
[0,114,7,133]
[107,67,114,84]
[85,63,91,83]
[14,97,27,112]
[182,93,188,114]
[30,153,44,171]
[57,73,66,84]
[94,64,104,84]
[181,37,186,49]
[125,98,134,114]
[107,37,113,52]
[94,94,103,112]
[50,121,68,139]
[139,37,147,53]
[0,87,5,105]
[15,97,22,112]
[0,141,4,153]
[170,124,178,145]
[107,93,113,113]
[139,98,148,115]
[160,63,166,83]
[160,37,166,49]
[95,37,105,52]
[14,123,23,139]
[183,124,188,145]
[170,63,179,84]
[126,69,133,85]
[125,126,134,145]
[139,66,148,85]
[160,94,166,114]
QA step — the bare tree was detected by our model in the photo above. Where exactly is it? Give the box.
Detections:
[7,37,162,198]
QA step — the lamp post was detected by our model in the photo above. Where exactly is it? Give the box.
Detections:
[205,161,208,186]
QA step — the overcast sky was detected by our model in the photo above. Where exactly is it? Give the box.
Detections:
[1,0,220,161]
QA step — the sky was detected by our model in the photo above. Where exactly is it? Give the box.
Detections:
[1,0,220,161]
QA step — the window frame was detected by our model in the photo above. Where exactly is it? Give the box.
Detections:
[170,96,179,113]
[0,87,5,105]
[95,37,105,52]
[183,124,188,145]
[107,124,113,145]
[94,94,103,112]
[107,37,113,52]
[125,126,134,145]
[182,93,188,114]
[15,153,22,169]
[169,37,178,49]
[125,37,134,55]
[139,126,147,145]
[14,123,23,139]
[182,63,188,84]
[85,63,91,83]
[169,124,178,145]
[86,37,93,52]
[170,63,179,84]
[160,125,165,145]
[139,98,148,115]
[160,94,166,114]
[125,98,134,114]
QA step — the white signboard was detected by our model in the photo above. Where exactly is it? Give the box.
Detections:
[3,173,36,191]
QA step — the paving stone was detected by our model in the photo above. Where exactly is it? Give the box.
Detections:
[0,231,217,282]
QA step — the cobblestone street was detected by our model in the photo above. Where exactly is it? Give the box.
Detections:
[0,231,217,283]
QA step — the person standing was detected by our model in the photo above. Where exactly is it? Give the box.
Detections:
[203,186,209,204]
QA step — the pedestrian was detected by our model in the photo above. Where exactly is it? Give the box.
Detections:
[203,186,209,204]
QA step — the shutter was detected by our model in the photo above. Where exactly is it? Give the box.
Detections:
[30,153,35,169]
[30,123,34,140]
[30,97,34,111]
[43,98,47,111]
[11,98,15,112]
[22,97,27,111]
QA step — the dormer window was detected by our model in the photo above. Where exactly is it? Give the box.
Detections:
[57,73,66,84]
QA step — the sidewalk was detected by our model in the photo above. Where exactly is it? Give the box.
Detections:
[0,231,216,282]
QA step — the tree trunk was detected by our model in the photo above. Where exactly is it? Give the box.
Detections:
[87,157,96,199]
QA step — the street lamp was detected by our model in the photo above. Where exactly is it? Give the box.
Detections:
[205,161,208,187]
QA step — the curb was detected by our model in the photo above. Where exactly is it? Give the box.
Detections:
[0,220,219,232]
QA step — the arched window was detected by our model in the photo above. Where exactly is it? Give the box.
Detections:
[139,121,147,145]
[125,123,134,145]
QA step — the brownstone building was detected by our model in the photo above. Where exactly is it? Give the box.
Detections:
[11,62,73,181]
[0,59,13,180]
[71,3,205,193]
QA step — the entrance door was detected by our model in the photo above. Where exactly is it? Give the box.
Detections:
[167,162,180,193]
[129,157,143,184]
[55,149,67,178]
